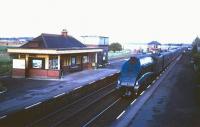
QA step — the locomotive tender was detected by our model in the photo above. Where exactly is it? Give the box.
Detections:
[117,47,185,96]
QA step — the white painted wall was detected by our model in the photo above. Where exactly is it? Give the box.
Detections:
[80,36,109,45]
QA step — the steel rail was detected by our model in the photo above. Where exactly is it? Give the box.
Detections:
[28,81,117,127]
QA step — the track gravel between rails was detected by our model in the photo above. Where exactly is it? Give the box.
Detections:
[56,89,121,127]
[82,96,135,127]
[28,82,116,127]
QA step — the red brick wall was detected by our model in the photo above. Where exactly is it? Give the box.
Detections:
[29,69,47,77]
[28,69,60,78]
[12,69,25,78]
[47,70,60,78]
[83,63,92,69]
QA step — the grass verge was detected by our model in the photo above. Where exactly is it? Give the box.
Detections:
[108,50,132,60]
[0,56,11,75]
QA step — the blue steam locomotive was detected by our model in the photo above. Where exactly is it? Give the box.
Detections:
[117,48,185,96]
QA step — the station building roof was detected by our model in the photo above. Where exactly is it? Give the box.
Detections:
[21,33,86,49]
[147,41,161,45]
[8,33,102,54]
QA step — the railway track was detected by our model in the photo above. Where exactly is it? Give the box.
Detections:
[28,82,117,127]
[54,89,120,127]
[78,77,163,127]
[81,95,135,127]
[56,75,161,127]
[29,80,154,127]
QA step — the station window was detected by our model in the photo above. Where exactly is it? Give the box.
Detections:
[82,56,88,63]
[19,54,25,59]
[32,58,45,69]
[103,52,107,60]
[71,56,76,65]
[89,54,95,63]
[49,56,58,69]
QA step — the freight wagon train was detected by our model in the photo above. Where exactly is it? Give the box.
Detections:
[117,47,185,96]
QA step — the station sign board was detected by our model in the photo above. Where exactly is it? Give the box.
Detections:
[13,59,25,69]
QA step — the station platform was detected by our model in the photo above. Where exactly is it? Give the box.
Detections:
[0,68,119,117]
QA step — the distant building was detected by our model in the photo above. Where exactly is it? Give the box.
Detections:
[147,41,161,53]
[7,30,102,79]
[0,37,32,47]
[80,36,109,66]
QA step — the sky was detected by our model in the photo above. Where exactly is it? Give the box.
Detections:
[0,0,200,44]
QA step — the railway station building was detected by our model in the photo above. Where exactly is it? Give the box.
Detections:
[7,30,103,79]
[80,36,109,67]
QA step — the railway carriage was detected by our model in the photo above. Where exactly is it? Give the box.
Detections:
[152,54,164,75]
[162,51,173,69]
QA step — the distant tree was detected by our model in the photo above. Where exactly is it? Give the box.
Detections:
[192,36,200,53]
[109,42,122,52]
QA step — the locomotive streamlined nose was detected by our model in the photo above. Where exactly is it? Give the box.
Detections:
[117,56,141,96]
[117,54,155,96]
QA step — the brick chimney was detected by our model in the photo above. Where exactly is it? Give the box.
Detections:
[61,29,68,37]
